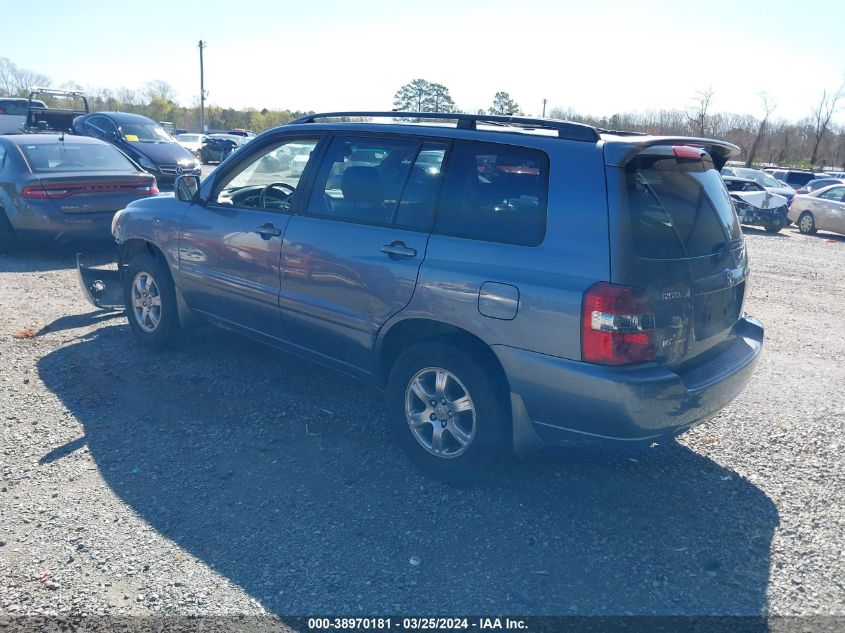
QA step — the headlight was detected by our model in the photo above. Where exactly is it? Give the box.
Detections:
[137,157,155,170]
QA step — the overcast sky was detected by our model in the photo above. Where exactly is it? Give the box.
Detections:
[2,0,844,123]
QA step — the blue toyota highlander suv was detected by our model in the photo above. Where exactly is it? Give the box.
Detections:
[80,111,764,480]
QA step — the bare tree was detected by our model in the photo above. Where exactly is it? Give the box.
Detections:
[0,57,49,96]
[809,83,844,167]
[745,93,777,167]
[143,80,177,103]
[687,87,713,137]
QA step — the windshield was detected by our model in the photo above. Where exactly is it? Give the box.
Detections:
[121,123,173,143]
[735,169,781,188]
[177,134,200,142]
[20,141,137,173]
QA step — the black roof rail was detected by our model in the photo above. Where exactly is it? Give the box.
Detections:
[595,127,647,137]
[288,111,600,142]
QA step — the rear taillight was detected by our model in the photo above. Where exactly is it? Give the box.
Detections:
[21,184,68,199]
[22,180,157,199]
[581,282,656,365]
[136,182,159,195]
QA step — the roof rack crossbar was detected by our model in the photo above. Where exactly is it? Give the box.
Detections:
[289,111,600,142]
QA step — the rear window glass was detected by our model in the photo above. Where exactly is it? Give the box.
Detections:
[20,142,137,173]
[786,172,814,187]
[0,99,46,115]
[435,141,548,246]
[626,153,741,259]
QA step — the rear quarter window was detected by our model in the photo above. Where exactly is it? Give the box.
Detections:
[0,100,28,116]
[434,141,548,246]
[626,153,741,259]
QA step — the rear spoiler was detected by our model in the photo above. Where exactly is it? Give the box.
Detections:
[602,136,740,171]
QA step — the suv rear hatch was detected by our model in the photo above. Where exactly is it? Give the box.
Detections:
[605,141,746,370]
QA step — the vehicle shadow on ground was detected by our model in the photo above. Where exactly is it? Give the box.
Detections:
[0,244,116,273]
[741,227,787,238]
[34,310,123,337]
[37,325,778,617]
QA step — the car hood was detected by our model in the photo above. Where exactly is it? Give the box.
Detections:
[766,186,795,197]
[119,140,196,165]
[732,190,787,210]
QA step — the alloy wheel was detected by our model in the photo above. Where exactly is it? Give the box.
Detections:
[131,271,162,333]
[405,367,477,458]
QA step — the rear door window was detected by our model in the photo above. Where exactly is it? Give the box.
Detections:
[0,99,27,116]
[626,151,741,259]
[819,187,845,202]
[434,141,548,246]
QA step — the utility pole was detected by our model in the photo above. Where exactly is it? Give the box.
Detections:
[542,98,547,117]
[198,40,206,132]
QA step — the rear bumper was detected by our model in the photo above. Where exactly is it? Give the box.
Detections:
[496,315,764,451]
[12,207,116,246]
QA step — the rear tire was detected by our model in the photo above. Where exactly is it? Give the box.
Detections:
[763,218,783,234]
[386,342,510,483]
[0,209,18,253]
[123,250,181,348]
[797,212,817,234]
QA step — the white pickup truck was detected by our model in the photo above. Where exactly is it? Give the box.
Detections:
[0,97,47,134]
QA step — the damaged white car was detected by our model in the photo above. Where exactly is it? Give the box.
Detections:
[723,176,790,234]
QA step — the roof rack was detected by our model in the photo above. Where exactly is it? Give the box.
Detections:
[288,111,600,142]
[595,127,647,137]
[29,87,87,99]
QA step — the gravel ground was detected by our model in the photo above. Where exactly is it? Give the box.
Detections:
[0,225,843,623]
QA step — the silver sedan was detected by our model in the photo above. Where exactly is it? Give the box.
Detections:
[788,184,845,236]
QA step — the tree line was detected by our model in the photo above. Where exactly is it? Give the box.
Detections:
[394,79,845,170]
[2,56,843,169]
[0,57,312,133]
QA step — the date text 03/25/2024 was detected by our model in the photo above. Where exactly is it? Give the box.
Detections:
[307,617,528,630]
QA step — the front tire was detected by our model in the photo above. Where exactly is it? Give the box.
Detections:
[123,250,181,348]
[763,218,783,234]
[798,212,817,234]
[386,342,510,482]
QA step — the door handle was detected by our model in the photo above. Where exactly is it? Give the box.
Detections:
[255,223,282,239]
[380,241,417,259]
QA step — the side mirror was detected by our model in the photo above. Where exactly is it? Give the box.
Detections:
[175,174,201,202]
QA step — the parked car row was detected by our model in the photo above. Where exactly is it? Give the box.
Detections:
[720,165,844,236]
[176,130,256,163]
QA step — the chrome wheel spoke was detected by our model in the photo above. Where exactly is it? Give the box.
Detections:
[449,395,473,414]
[447,421,471,447]
[408,411,431,429]
[149,295,161,307]
[430,424,445,454]
[410,378,433,403]
[434,370,448,399]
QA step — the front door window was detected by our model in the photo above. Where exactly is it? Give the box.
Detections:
[213,139,319,211]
